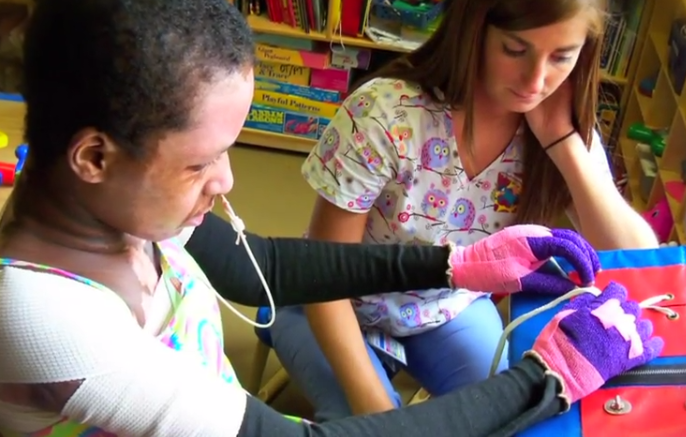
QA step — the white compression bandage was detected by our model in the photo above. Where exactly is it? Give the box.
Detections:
[178,226,196,246]
[0,267,248,436]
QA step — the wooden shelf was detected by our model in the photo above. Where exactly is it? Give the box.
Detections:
[247,14,410,53]
[0,99,29,207]
[619,0,686,244]
[247,14,329,43]
[1,0,33,6]
[619,137,647,211]
[243,13,413,154]
[605,74,628,85]
[237,128,316,154]
[247,13,632,85]
[243,11,633,153]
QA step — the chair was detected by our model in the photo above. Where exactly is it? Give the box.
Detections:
[247,307,290,403]
[248,307,431,405]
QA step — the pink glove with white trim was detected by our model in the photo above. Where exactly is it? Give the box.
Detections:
[526,282,664,405]
[448,225,600,295]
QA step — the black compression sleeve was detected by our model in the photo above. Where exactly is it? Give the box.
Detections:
[185,212,452,307]
[237,357,565,437]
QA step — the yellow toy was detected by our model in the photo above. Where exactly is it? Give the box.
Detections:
[0,131,7,149]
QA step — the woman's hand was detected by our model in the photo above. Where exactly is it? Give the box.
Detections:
[525,80,575,147]
[526,282,664,405]
[448,225,600,295]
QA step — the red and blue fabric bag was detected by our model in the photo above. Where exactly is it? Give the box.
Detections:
[509,246,686,437]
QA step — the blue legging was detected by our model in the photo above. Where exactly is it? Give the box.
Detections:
[269,296,509,422]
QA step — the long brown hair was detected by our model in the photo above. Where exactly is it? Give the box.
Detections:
[362,0,606,225]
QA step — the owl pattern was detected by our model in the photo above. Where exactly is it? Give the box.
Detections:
[492,172,522,213]
[359,145,384,173]
[353,298,389,325]
[355,192,375,209]
[318,127,341,163]
[447,198,476,229]
[420,187,450,219]
[347,91,377,117]
[398,302,422,328]
[398,93,427,108]
[302,77,612,337]
[375,191,400,219]
[389,124,414,157]
[420,137,451,169]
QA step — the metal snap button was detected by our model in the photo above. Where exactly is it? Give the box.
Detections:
[604,395,632,415]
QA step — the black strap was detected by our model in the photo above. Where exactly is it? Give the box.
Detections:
[543,130,577,151]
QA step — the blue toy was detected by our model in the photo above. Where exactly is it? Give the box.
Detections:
[14,143,27,177]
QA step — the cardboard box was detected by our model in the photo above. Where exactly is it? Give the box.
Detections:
[256,43,330,69]
[244,103,331,140]
[255,78,341,103]
[310,67,353,93]
[255,61,311,86]
[252,89,341,119]
[330,46,372,70]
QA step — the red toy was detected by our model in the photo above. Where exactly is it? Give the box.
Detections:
[641,197,674,243]
[0,161,15,186]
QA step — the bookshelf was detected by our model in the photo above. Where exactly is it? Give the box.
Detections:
[1,0,32,7]
[247,11,631,80]
[0,0,31,94]
[238,127,316,153]
[247,14,409,53]
[0,1,652,162]
[240,0,650,155]
[619,0,686,244]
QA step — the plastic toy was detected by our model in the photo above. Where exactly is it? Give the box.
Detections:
[0,131,7,149]
[0,162,15,186]
[641,197,673,243]
[372,0,444,29]
[14,143,27,177]
[638,74,657,97]
[627,122,667,157]
[0,144,29,186]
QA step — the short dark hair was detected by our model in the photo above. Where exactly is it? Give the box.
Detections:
[23,0,255,168]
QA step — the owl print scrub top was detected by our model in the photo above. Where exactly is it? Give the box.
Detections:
[302,78,612,337]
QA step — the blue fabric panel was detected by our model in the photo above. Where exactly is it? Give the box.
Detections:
[509,246,686,436]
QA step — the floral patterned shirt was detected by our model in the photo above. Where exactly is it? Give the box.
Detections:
[302,78,610,337]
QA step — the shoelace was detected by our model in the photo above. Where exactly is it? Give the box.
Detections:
[489,285,677,377]
[209,195,276,329]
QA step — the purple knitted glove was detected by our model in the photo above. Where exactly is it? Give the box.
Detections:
[520,228,601,295]
[450,225,600,295]
[527,282,664,404]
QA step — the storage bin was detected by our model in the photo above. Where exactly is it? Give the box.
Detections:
[372,0,444,30]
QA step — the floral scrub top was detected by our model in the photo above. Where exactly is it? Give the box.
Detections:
[0,234,305,436]
[302,78,611,337]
